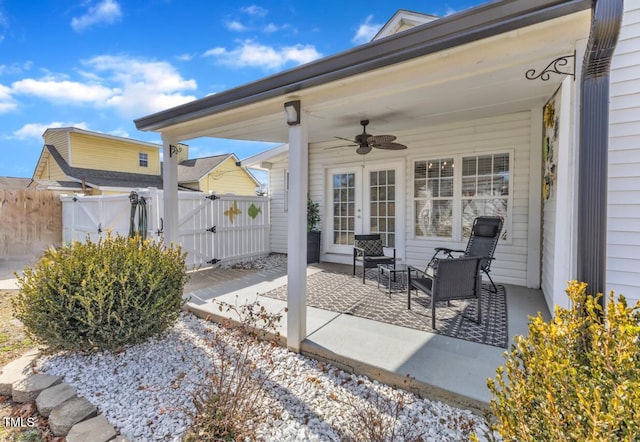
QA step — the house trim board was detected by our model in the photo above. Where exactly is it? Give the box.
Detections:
[528,107,543,289]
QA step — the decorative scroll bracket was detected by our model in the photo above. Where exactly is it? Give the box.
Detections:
[525,53,576,81]
[169,144,183,157]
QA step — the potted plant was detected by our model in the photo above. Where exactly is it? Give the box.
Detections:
[307,196,321,263]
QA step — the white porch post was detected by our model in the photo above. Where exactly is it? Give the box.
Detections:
[162,135,179,246]
[285,100,308,352]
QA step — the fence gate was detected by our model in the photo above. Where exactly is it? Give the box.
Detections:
[175,193,269,268]
[62,190,269,269]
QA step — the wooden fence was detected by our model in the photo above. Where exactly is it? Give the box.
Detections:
[61,190,270,269]
[0,189,62,262]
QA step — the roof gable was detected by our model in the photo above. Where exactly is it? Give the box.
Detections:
[373,9,439,41]
[178,154,232,182]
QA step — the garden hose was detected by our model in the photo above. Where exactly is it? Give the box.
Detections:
[129,191,148,240]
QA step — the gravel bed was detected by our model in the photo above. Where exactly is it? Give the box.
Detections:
[36,254,494,441]
[37,310,493,441]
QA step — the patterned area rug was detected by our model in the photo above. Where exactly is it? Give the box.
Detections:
[261,268,508,348]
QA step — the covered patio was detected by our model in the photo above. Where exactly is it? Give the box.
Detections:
[183,262,549,412]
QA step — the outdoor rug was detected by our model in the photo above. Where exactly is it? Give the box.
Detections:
[261,268,508,348]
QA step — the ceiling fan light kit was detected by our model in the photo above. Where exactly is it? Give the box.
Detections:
[332,119,407,155]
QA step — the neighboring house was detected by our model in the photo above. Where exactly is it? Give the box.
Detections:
[178,152,261,195]
[135,0,638,351]
[31,127,162,195]
[30,127,260,196]
[0,177,30,189]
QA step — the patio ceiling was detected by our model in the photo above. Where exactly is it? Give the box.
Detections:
[142,9,591,146]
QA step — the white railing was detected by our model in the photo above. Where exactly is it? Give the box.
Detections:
[61,189,270,268]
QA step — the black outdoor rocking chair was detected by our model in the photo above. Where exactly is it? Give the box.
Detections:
[407,255,484,330]
[353,234,396,284]
[429,216,503,293]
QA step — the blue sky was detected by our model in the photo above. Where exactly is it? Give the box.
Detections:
[0,0,484,179]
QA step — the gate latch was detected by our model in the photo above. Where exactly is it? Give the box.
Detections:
[206,226,216,233]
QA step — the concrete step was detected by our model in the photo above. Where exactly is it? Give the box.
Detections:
[36,382,77,417]
[12,373,62,403]
[66,415,117,442]
[49,396,98,437]
[112,436,131,442]
[0,348,39,396]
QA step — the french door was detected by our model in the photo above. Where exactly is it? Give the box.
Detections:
[326,161,403,257]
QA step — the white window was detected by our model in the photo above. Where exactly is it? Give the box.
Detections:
[414,158,454,238]
[461,153,509,240]
[139,152,148,167]
[413,151,511,241]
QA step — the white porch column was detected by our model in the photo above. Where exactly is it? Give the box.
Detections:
[162,135,179,246]
[286,100,308,352]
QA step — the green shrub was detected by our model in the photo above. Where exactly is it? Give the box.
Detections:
[486,281,640,441]
[12,234,188,353]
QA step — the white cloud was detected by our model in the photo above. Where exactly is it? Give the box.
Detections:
[0,83,17,113]
[12,77,115,103]
[226,20,247,32]
[108,128,129,138]
[84,55,197,116]
[12,121,89,140]
[352,15,383,44]
[0,61,33,76]
[241,5,268,17]
[263,23,277,33]
[176,53,194,61]
[9,55,197,118]
[204,40,321,71]
[71,0,122,32]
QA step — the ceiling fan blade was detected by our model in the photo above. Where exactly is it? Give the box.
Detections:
[335,136,358,143]
[356,146,372,155]
[325,144,357,149]
[367,134,396,145]
[373,142,407,150]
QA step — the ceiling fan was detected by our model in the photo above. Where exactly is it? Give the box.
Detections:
[332,120,408,155]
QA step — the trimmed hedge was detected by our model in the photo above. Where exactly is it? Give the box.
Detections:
[13,235,188,353]
[486,281,640,441]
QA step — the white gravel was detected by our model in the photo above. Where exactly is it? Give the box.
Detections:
[36,254,494,441]
[37,311,492,441]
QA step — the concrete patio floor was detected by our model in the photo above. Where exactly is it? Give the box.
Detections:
[183,262,551,414]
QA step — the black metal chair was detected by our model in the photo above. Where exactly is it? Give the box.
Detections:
[429,216,503,293]
[352,234,396,284]
[407,255,484,330]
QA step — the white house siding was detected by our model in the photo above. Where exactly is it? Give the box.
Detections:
[270,112,533,285]
[401,112,533,287]
[608,2,640,305]
[268,162,289,254]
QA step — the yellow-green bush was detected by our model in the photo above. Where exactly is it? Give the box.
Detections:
[13,235,188,353]
[486,281,640,441]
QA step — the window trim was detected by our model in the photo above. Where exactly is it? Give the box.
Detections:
[139,152,149,168]
[412,149,513,243]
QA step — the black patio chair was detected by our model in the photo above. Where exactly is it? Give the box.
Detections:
[429,216,503,293]
[407,255,484,330]
[353,234,396,284]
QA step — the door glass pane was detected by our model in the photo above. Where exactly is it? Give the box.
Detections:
[370,169,396,247]
[332,173,356,245]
